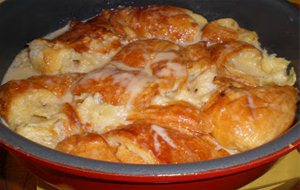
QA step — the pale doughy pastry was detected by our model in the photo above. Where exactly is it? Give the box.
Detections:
[0,5,298,163]
[210,40,296,87]
[28,16,122,74]
[0,74,82,148]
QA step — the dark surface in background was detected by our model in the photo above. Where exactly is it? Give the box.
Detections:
[0,146,7,189]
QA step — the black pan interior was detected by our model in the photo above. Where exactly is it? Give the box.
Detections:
[0,0,299,176]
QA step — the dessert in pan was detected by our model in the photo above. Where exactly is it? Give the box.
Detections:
[0,5,298,164]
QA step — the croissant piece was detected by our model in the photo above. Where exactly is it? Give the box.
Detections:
[28,15,122,74]
[210,40,296,87]
[202,18,260,47]
[203,86,299,151]
[0,74,80,125]
[210,40,263,86]
[56,133,119,162]
[128,101,208,134]
[104,123,229,164]
[202,21,238,44]
[55,16,116,52]
[112,39,187,94]
[0,74,82,148]
[112,39,180,68]
[179,42,222,105]
[72,66,158,106]
[106,5,207,45]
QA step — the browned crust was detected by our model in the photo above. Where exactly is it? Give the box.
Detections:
[202,22,238,44]
[103,123,229,164]
[128,101,209,134]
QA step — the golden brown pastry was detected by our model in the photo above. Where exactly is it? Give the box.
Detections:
[202,18,260,47]
[72,66,158,107]
[55,16,116,52]
[105,5,207,45]
[103,123,229,164]
[27,5,209,75]
[179,42,223,106]
[56,133,119,162]
[202,86,299,151]
[72,39,189,108]
[56,123,229,164]
[111,39,187,94]
[181,42,212,69]
[202,20,238,44]
[112,39,180,68]
[128,101,208,135]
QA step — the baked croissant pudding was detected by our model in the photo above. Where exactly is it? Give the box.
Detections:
[0,5,298,164]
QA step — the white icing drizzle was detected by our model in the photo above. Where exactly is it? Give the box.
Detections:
[151,125,176,148]
[246,93,256,109]
[153,133,161,154]
[153,52,177,63]
[111,71,135,87]
[112,71,154,104]
[217,107,226,124]
[78,65,118,85]
[203,134,239,155]
[153,52,185,78]
[111,61,141,72]
[44,24,70,40]
[77,64,155,105]
[244,91,257,119]
[155,62,185,78]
